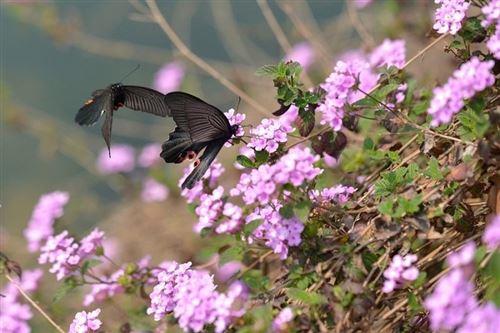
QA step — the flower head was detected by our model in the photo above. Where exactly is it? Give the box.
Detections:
[68,309,102,333]
[284,42,315,70]
[96,144,135,174]
[481,0,500,28]
[483,215,500,250]
[24,191,69,252]
[141,178,169,202]
[248,118,294,153]
[309,185,356,205]
[138,143,162,168]
[180,161,225,203]
[272,307,294,332]
[382,253,419,293]
[370,39,406,69]
[433,0,470,35]
[153,61,184,94]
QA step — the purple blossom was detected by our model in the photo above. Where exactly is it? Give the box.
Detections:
[141,178,169,202]
[68,309,102,333]
[382,253,419,293]
[224,108,246,139]
[194,186,225,233]
[433,0,470,35]
[322,153,338,168]
[24,191,70,252]
[231,146,322,205]
[486,25,500,59]
[153,61,184,94]
[309,185,356,205]
[83,270,124,306]
[0,268,43,333]
[457,302,500,333]
[179,160,225,203]
[138,143,162,168]
[369,39,406,69]
[395,83,407,104]
[481,0,500,28]
[38,229,104,280]
[279,105,299,128]
[425,268,477,331]
[212,281,248,333]
[96,144,135,174]
[427,57,495,127]
[272,307,294,332]
[248,203,304,260]
[215,202,244,234]
[216,261,243,282]
[483,215,500,250]
[248,118,294,153]
[318,59,378,131]
[284,42,315,70]
[447,241,476,269]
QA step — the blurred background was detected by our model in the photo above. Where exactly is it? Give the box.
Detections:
[1,0,451,330]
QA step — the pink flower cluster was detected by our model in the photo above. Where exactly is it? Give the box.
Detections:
[141,178,169,202]
[138,143,162,168]
[147,261,248,333]
[369,39,406,69]
[179,160,225,203]
[382,253,419,293]
[215,202,244,234]
[272,307,294,332]
[0,269,43,333]
[248,203,304,260]
[318,59,378,131]
[427,57,495,127]
[38,228,104,280]
[153,61,185,94]
[224,108,246,139]
[24,191,69,252]
[482,0,500,59]
[284,42,315,70]
[68,309,102,333]
[483,215,500,250]
[248,118,294,153]
[194,186,225,233]
[309,185,356,205]
[96,144,135,174]
[433,0,470,35]
[231,146,323,205]
[425,242,500,332]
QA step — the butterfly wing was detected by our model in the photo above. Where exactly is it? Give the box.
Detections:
[160,128,194,163]
[100,98,114,157]
[121,86,170,117]
[181,139,225,189]
[164,92,232,143]
[75,89,111,126]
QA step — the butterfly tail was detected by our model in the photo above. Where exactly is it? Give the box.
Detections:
[101,111,113,157]
[182,140,224,189]
[160,130,193,163]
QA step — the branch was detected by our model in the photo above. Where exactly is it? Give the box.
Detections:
[145,0,269,116]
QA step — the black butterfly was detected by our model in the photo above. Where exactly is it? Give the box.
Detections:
[75,84,171,155]
[161,92,239,189]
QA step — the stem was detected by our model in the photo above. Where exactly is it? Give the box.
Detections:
[5,274,65,333]
[145,0,269,116]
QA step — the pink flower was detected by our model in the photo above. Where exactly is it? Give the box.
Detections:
[24,191,70,252]
[370,39,406,69]
[96,144,135,174]
[68,309,102,333]
[224,108,246,147]
[153,61,184,94]
[141,178,169,202]
[382,253,419,293]
[284,42,315,70]
[427,57,495,127]
[248,118,294,153]
[138,143,162,168]
[487,25,500,59]
[194,186,225,233]
[433,0,470,35]
[481,0,499,28]
[179,160,225,203]
[483,215,500,250]
[272,307,294,332]
[309,185,356,205]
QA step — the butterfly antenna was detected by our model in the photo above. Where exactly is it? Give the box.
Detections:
[118,64,141,83]
[235,96,241,112]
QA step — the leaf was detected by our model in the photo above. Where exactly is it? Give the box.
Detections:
[242,269,269,292]
[297,108,315,137]
[80,259,102,275]
[294,200,312,222]
[425,157,444,180]
[243,219,263,237]
[378,199,394,216]
[53,277,78,303]
[407,292,423,312]
[220,244,244,264]
[255,64,278,77]
[361,251,378,271]
[458,17,487,43]
[254,150,269,166]
[236,155,255,169]
[287,288,327,305]
[413,271,427,289]
[457,105,489,140]
[279,204,295,219]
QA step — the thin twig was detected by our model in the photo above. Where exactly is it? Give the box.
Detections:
[345,0,376,48]
[5,274,65,333]
[145,0,269,116]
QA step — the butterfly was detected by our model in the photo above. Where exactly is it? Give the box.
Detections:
[161,92,239,189]
[75,84,170,156]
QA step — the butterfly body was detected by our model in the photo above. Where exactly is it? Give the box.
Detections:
[75,84,170,155]
[161,92,239,189]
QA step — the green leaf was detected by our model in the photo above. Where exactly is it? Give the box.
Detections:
[255,64,278,77]
[254,150,269,166]
[363,138,375,150]
[53,277,78,303]
[236,155,255,169]
[407,292,423,312]
[294,200,312,222]
[279,204,295,219]
[332,285,354,307]
[242,269,269,292]
[413,271,427,289]
[220,244,244,264]
[287,288,327,305]
[361,251,378,271]
[378,199,394,216]
[243,219,263,237]
[458,17,487,43]
[457,104,489,140]
[425,157,444,180]
[80,259,102,275]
